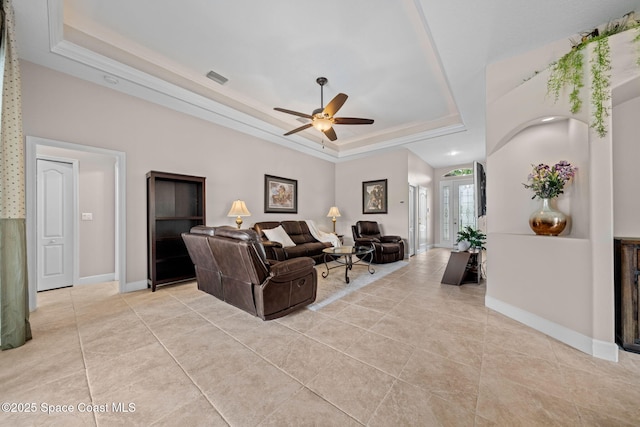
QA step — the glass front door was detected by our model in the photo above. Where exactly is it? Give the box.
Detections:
[440,179,475,247]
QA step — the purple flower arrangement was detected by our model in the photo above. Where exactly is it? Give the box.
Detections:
[523,161,578,199]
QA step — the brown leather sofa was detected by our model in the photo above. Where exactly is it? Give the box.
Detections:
[352,220,405,264]
[253,221,332,264]
[182,226,317,320]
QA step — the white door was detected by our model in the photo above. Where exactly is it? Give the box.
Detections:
[418,186,428,252]
[408,185,416,256]
[440,179,476,247]
[454,180,476,232]
[37,159,74,291]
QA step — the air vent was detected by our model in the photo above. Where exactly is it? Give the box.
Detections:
[206,70,228,85]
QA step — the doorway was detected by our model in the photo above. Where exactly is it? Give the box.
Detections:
[409,185,429,256]
[440,178,476,247]
[418,186,428,253]
[408,185,416,256]
[26,136,127,311]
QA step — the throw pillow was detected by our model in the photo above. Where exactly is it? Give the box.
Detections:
[263,225,296,247]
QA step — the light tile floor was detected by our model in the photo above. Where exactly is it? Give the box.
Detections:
[2,248,640,426]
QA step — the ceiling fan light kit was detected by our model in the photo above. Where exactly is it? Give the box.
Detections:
[274,77,374,141]
[312,117,332,132]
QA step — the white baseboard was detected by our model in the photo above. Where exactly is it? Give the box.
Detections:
[76,273,116,286]
[434,243,455,249]
[485,296,619,362]
[122,280,147,293]
[592,338,619,362]
[76,275,148,294]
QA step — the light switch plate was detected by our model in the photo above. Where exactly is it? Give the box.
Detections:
[81,212,93,221]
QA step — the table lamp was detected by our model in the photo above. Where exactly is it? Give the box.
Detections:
[326,206,341,234]
[227,200,251,229]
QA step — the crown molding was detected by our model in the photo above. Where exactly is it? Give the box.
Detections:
[43,0,464,164]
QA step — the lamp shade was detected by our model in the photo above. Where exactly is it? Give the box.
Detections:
[228,200,251,217]
[326,206,341,218]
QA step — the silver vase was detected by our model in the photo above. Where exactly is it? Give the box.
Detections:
[529,198,567,236]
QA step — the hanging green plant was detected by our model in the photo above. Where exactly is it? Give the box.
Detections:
[590,37,611,138]
[635,30,640,67]
[547,48,584,114]
[544,12,640,138]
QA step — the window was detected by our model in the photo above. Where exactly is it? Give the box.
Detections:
[443,168,473,177]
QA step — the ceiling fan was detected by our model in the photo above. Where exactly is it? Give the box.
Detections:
[274,77,374,141]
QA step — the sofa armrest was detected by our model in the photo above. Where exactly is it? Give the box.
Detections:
[269,257,315,282]
[380,235,402,243]
[262,240,282,248]
[355,237,379,245]
[261,240,286,261]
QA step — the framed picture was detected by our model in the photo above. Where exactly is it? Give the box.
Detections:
[264,174,298,213]
[362,179,388,214]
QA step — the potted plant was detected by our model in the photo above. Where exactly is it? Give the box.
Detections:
[456,226,486,251]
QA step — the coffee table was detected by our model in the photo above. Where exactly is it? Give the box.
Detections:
[322,245,375,283]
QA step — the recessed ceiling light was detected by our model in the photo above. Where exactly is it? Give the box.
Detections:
[541,117,555,122]
[103,75,119,85]
[206,70,228,85]
[448,150,459,156]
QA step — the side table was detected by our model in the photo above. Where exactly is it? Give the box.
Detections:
[441,250,482,285]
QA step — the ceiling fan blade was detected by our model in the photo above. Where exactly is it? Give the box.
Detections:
[323,127,338,141]
[333,117,374,125]
[283,123,313,136]
[274,107,313,120]
[323,93,348,117]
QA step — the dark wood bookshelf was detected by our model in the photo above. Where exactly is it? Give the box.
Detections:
[147,171,205,291]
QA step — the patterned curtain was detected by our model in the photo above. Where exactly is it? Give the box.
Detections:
[0,0,31,349]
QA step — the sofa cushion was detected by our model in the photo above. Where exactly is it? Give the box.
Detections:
[263,225,296,247]
[280,221,316,245]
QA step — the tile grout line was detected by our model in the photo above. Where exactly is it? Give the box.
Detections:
[169,288,401,425]
[119,289,235,426]
[150,289,372,425]
[69,287,100,427]
[166,291,363,425]
[473,311,490,426]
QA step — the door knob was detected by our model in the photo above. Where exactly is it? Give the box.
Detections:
[49,239,57,244]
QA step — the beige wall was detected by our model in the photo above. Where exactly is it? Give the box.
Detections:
[487,119,590,238]
[485,29,639,361]
[21,60,336,288]
[613,95,640,237]
[334,149,410,245]
[408,150,435,248]
[332,148,436,253]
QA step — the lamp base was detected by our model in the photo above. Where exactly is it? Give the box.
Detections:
[236,217,243,229]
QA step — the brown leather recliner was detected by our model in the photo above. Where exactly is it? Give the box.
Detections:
[182,225,222,298]
[352,221,405,264]
[182,226,317,320]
